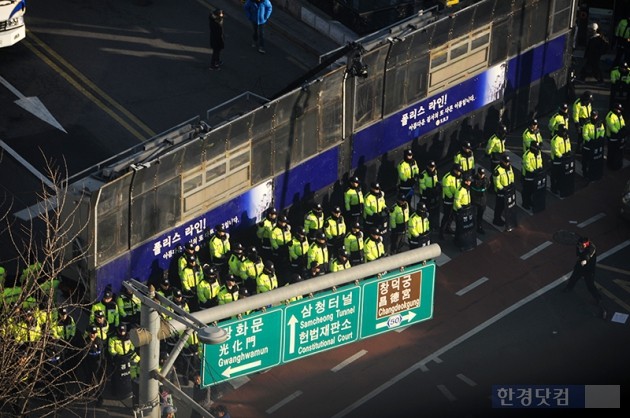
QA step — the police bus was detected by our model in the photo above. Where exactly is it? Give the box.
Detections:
[55,0,577,299]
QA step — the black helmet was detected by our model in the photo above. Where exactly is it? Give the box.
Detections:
[118,323,127,334]
[614,102,623,112]
[497,124,507,135]
[313,203,323,213]
[295,227,306,236]
[215,224,225,233]
[264,260,275,272]
[187,253,197,264]
[501,154,511,164]
[247,246,258,259]
[88,325,98,334]
[462,141,471,149]
[59,306,68,315]
[581,91,593,102]
[371,182,381,190]
[352,222,361,230]
[427,160,436,169]
[462,173,472,182]
[338,248,349,259]
[397,192,406,202]
[350,176,360,184]
[591,110,599,120]
[239,287,250,297]
[316,232,327,241]
[94,310,105,319]
[404,149,413,158]
[225,274,237,283]
[370,227,381,235]
[203,264,218,278]
[529,118,538,126]
[477,167,485,175]
[332,206,342,214]
[290,273,303,284]
[416,202,427,213]
[173,289,183,298]
[232,242,244,254]
[185,242,196,251]
[277,215,288,223]
[560,103,569,112]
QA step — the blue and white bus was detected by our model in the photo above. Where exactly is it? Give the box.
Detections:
[57,0,578,299]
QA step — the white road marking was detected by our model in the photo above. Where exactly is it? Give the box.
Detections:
[266,390,303,414]
[577,212,606,228]
[456,277,489,296]
[437,384,457,401]
[520,241,553,260]
[456,373,477,387]
[331,350,368,372]
[330,239,630,418]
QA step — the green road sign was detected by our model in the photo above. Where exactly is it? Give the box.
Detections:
[201,309,283,386]
[283,286,361,362]
[360,262,436,338]
[200,261,437,386]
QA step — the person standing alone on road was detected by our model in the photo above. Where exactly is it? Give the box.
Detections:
[209,9,225,70]
[244,0,273,54]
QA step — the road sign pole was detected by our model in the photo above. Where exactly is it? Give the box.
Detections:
[139,291,161,418]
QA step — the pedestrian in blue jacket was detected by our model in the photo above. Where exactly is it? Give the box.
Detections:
[244,0,273,54]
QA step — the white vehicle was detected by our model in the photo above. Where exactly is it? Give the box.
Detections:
[0,0,26,48]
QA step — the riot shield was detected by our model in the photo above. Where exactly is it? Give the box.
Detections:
[589,138,605,181]
[455,205,477,251]
[111,355,133,400]
[531,170,547,213]
[504,185,517,231]
[559,154,575,197]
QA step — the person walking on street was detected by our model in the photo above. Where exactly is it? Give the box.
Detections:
[579,23,609,83]
[563,236,606,318]
[470,167,490,234]
[605,102,627,170]
[244,0,273,54]
[209,9,225,70]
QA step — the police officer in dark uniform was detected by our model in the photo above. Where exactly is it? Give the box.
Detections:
[563,237,606,318]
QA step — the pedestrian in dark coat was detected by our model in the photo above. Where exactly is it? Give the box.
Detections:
[563,236,606,318]
[580,23,609,82]
[209,9,225,70]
